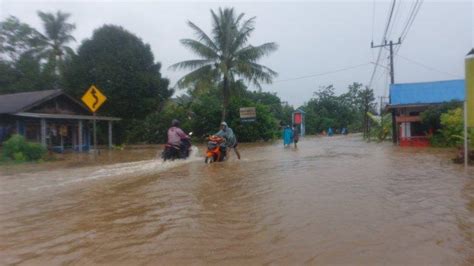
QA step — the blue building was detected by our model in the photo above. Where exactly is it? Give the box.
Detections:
[388,79,464,146]
[0,89,120,152]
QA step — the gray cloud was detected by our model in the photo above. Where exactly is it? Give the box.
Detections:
[1,0,472,106]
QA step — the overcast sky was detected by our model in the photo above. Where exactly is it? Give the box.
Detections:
[1,0,472,106]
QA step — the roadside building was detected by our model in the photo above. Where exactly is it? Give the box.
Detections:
[388,79,465,147]
[0,89,120,152]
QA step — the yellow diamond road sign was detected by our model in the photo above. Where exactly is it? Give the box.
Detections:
[81,85,107,113]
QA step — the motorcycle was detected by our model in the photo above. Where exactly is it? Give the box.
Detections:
[205,135,226,164]
[161,133,192,161]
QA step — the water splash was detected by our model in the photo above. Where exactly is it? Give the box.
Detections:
[0,146,202,195]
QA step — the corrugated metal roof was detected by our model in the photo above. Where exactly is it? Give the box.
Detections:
[0,89,62,114]
[390,79,465,106]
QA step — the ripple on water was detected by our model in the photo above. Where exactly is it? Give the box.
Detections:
[0,136,473,265]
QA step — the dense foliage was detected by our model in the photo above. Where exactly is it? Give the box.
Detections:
[436,108,464,147]
[2,134,47,162]
[420,102,463,147]
[0,16,54,93]
[64,25,173,142]
[130,84,284,144]
[300,83,376,135]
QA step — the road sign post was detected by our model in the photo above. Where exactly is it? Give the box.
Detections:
[81,85,107,155]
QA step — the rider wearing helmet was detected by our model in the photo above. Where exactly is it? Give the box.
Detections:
[167,119,190,148]
[215,121,241,159]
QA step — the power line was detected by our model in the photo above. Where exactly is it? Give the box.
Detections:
[400,0,423,42]
[371,0,376,44]
[398,0,419,40]
[368,0,397,89]
[396,53,462,78]
[386,0,402,39]
[395,0,424,55]
[371,0,376,61]
[273,63,372,83]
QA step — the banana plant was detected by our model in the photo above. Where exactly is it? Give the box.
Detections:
[367,112,392,142]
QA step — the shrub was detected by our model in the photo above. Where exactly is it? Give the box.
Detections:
[2,134,47,162]
[439,108,464,147]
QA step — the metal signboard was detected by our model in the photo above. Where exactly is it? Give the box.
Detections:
[240,107,256,122]
[81,85,107,113]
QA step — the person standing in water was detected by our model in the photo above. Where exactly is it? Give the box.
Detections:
[292,124,300,148]
[283,125,293,147]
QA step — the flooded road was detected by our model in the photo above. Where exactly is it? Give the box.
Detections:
[1,135,473,265]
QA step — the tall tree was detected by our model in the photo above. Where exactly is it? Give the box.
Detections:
[171,7,278,120]
[37,10,76,86]
[64,25,173,142]
[0,16,43,62]
[0,16,52,93]
[358,87,376,138]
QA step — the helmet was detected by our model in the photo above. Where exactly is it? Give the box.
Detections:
[220,121,228,127]
[171,119,180,127]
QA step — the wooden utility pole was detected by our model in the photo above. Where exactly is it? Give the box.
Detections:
[371,38,401,143]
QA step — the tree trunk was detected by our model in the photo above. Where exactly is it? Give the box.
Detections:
[221,76,229,122]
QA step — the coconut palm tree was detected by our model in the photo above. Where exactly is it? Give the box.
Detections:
[37,11,75,83]
[170,8,278,120]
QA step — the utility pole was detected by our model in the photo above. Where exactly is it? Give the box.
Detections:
[371,38,401,144]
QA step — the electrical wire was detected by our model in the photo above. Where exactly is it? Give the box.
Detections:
[368,0,397,89]
[387,0,402,40]
[273,63,372,83]
[395,0,424,55]
[371,0,376,61]
[396,53,462,78]
[400,0,423,42]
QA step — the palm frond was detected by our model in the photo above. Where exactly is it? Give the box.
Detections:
[187,21,218,52]
[180,39,219,59]
[169,59,213,71]
[234,61,277,85]
[175,64,218,89]
[235,42,278,61]
[230,16,256,53]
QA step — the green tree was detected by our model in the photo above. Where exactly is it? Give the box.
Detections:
[64,25,172,143]
[37,11,76,87]
[358,86,376,138]
[300,84,375,135]
[170,7,278,120]
[439,108,463,147]
[302,85,352,134]
[339,83,376,135]
[420,101,462,131]
[0,16,43,62]
[0,16,52,94]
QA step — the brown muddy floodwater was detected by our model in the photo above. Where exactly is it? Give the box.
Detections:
[0,135,473,265]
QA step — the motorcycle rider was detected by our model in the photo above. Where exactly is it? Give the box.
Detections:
[167,119,190,157]
[215,121,241,160]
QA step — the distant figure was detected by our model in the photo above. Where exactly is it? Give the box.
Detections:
[292,124,300,148]
[283,125,293,147]
[341,128,348,135]
[328,127,334,137]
